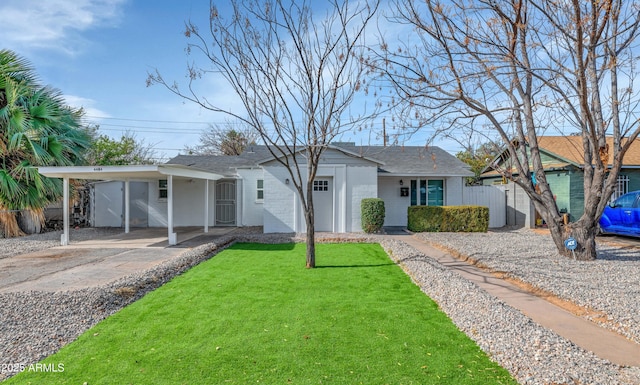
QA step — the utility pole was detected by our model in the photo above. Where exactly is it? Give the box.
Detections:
[382,118,387,147]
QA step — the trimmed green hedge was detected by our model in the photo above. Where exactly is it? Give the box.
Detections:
[361,198,385,233]
[408,205,489,233]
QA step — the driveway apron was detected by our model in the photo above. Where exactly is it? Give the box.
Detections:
[0,227,234,293]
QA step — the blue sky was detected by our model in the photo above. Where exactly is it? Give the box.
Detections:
[1,0,458,160]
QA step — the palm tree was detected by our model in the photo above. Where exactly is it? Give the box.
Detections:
[0,49,90,236]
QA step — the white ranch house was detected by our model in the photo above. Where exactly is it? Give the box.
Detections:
[39,143,475,245]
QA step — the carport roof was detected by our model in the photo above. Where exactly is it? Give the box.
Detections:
[37,164,225,181]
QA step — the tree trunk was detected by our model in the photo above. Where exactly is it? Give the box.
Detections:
[567,219,598,261]
[306,218,316,268]
[305,180,316,269]
[0,211,24,238]
[546,217,598,261]
[18,209,44,235]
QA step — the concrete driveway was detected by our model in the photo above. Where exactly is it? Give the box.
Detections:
[0,227,236,293]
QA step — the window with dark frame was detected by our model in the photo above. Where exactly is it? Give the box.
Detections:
[158,179,168,199]
[257,179,264,200]
[313,180,328,191]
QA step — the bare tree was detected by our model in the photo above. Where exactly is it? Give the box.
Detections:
[148,0,379,267]
[381,0,640,260]
[184,121,258,156]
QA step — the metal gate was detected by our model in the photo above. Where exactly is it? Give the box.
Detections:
[215,181,236,226]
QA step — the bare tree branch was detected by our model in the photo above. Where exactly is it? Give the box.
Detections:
[148,0,380,267]
[381,0,640,260]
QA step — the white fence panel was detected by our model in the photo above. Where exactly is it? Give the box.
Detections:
[462,185,506,228]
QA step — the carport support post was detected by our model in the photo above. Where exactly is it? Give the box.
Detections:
[204,179,209,233]
[167,175,177,245]
[61,177,69,246]
[124,179,130,234]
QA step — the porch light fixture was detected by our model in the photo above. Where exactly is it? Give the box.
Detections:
[285,178,290,185]
[399,179,403,186]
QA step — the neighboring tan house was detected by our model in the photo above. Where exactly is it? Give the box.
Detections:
[480,136,640,223]
[40,143,473,244]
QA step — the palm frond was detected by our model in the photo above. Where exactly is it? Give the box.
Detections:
[0,49,87,225]
[0,169,25,204]
[0,49,37,85]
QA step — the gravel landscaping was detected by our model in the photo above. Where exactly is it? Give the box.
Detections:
[0,227,638,384]
[414,228,640,345]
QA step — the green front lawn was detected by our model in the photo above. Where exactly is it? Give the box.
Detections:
[7,243,516,384]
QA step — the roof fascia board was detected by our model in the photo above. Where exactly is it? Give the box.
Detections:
[379,172,474,177]
[38,165,224,181]
[159,164,224,180]
[256,145,385,166]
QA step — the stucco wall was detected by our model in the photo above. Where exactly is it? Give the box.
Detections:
[237,168,264,226]
[148,178,216,227]
[147,180,166,227]
[346,166,378,232]
[263,163,377,233]
[92,181,124,227]
[379,176,465,227]
[263,166,297,233]
[378,177,409,227]
[92,178,217,228]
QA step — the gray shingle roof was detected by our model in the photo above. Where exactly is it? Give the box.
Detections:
[168,144,472,177]
[168,146,272,177]
[336,144,474,176]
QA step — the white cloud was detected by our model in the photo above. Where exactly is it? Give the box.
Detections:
[63,94,111,121]
[0,0,127,55]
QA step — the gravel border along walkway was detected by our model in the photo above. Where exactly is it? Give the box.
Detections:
[0,228,639,384]
[414,228,640,345]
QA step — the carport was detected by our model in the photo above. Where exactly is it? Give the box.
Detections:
[38,164,225,246]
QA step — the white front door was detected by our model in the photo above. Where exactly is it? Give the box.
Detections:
[312,178,333,232]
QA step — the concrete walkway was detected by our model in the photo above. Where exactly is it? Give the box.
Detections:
[393,233,640,367]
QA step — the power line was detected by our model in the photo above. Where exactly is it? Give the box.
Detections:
[97,123,204,132]
[85,115,214,125]
[85,115,394,130]
[98,127,201,135]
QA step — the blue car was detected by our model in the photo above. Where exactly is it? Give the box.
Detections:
[599,190,640,237]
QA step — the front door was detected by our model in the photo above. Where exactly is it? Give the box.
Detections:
[312,178,333,232]
[215,181,236,226]
[410,179,444,206]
